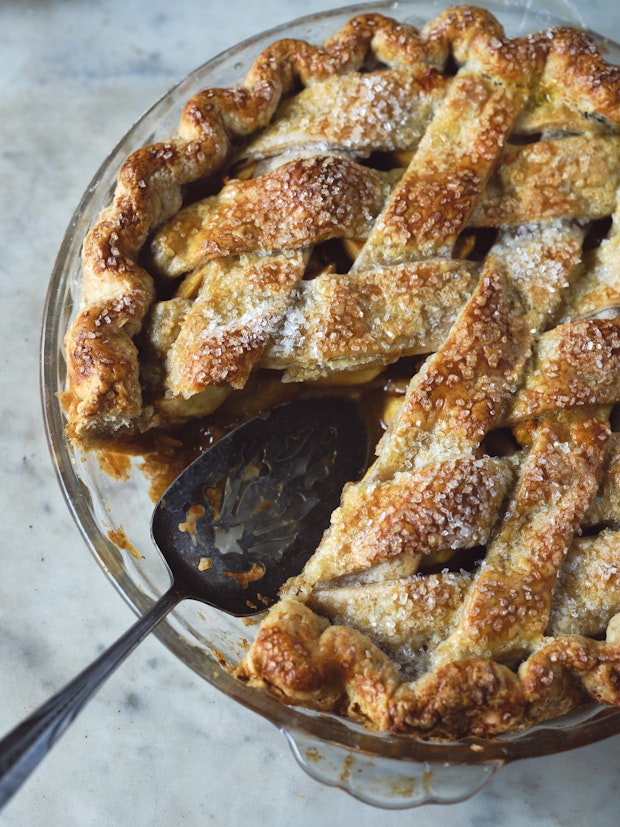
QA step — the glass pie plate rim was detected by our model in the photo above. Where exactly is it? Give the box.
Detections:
[40,0,620,809]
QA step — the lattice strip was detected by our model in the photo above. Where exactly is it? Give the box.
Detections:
[351,65,529,270]
[243,68,449,159]
[167,251,309,394]
[471,135,620,226]
[262,260,479,381]
[564,197,620,319]
[292,456,515,593]
[150,155,395,278]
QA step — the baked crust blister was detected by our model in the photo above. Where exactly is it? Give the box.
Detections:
[62,6,620,738]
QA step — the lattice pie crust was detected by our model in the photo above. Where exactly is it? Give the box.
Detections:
[62,6,620,738]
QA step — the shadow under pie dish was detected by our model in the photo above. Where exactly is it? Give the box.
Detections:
[44,0,620,807]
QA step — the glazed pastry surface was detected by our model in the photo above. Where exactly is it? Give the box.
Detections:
[63,6,620,738]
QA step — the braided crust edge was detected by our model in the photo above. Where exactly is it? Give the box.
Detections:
[237,597,620,738]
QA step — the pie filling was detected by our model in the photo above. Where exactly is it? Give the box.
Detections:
[62,6,620,738]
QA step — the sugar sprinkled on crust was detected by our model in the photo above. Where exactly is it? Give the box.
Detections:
[63,4,620,738]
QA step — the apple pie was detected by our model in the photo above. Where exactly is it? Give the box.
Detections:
[62,5,620,738]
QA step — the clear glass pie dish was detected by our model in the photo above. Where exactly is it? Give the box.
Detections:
[40,0,620,809]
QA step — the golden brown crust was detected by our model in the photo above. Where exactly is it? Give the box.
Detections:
[150,155,394,277]
[238,597,620,737]
[471,136,620,226]
[64,6,620,738]
[261,260,480,381]
[63,6,620,441]
[63,11,439,441]
[288,456,515,592]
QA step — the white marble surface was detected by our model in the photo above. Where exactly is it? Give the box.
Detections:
[2,0,620,824]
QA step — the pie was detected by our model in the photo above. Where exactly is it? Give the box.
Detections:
[62,5,620,739]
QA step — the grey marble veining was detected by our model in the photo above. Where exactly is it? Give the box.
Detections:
[1,1,620,825]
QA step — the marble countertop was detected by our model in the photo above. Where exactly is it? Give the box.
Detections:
[1,0,620,824]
